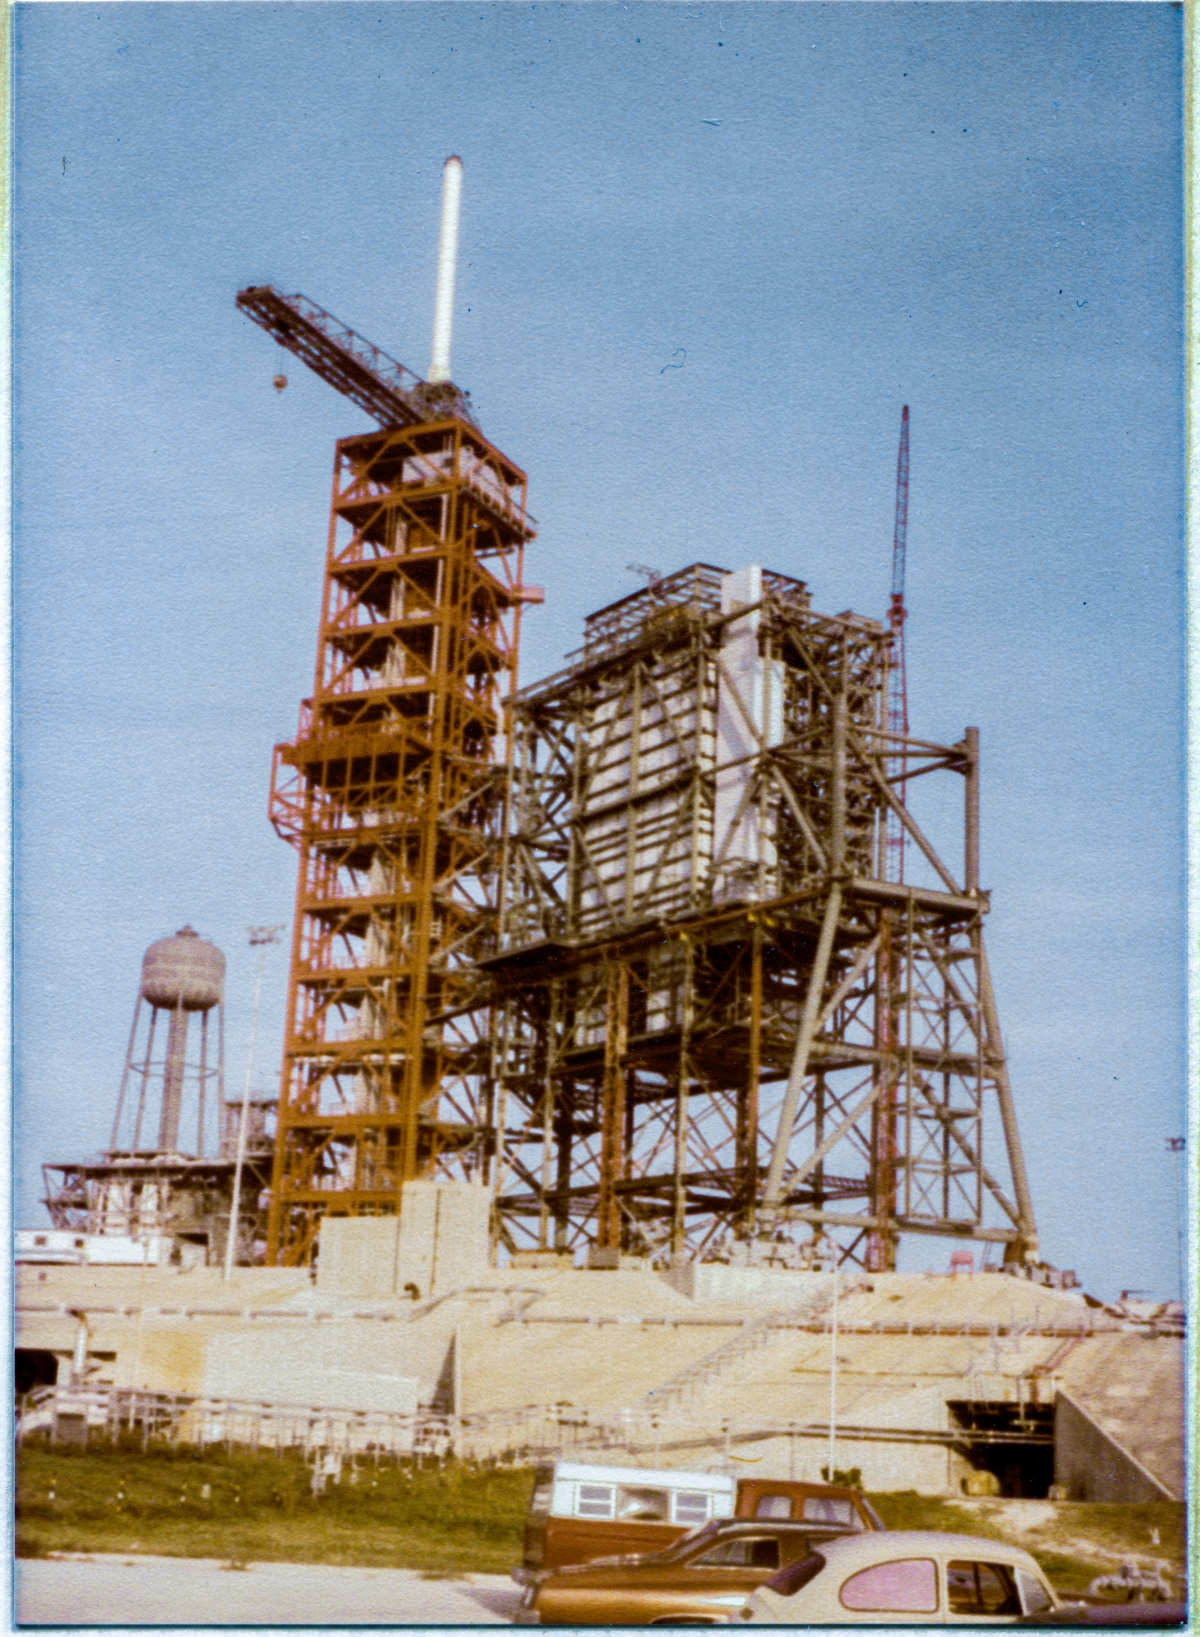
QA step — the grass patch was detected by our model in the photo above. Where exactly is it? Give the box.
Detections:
[16,1445,1184,1597]
[16,1441,531,1574]
[868,1493,1187,1599]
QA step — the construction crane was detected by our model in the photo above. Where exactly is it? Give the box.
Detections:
[235,284,477,429]
[239,160,542,1265]
[884,404,910,884]
[869,404,910,1273]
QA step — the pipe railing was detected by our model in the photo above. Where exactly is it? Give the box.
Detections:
[15,1383,1056,1462]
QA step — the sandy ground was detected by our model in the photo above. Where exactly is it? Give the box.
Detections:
[16,1553,525,1627]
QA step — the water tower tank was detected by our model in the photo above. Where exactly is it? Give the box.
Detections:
[141,926,224,1012]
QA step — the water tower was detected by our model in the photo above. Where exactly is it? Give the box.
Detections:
[41,924,279,1267]
[111,926,226,1156]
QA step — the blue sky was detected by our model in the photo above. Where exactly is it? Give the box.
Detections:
[13,3,1184,1300]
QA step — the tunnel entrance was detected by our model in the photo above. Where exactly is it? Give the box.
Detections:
[15,1349,59,1396]
[948,1400,1056,1498]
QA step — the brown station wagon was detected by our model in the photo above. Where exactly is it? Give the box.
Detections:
[513,1517,867,1625]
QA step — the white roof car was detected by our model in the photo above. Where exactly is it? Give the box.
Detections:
[742,1530,1059,1624]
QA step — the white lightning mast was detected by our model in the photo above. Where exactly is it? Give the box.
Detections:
[428,155,463,383]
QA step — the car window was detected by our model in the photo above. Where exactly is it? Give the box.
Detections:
[781,1533,824,1566]
[840,1558,939,1613]
[1016,1569,1054,1616]
[754,1495,793,1519]
[673,1489,713,1525]
[576,1482,615,1519]
[694,1538,781,1569]
[802,1496,857,1526]
[766,1551,826,1596]
[947,1560,1022,1617]
[615,1485,669,1521]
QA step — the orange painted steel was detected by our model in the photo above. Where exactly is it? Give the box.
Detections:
[266,415,534,1264]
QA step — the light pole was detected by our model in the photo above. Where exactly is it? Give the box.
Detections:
[224,925,284,1281]
[825,1242,839,1483]
[1166,1137,1185,1304]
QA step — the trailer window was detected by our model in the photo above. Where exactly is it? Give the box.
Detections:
[673,1490,712,1525]
[576,1483,615,1519]
[615,1485,669,1521]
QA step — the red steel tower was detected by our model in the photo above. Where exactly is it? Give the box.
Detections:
[869,404,910,1271]
[238,166,537,1264]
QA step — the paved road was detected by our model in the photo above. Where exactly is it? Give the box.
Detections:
[16,1553,525,1627]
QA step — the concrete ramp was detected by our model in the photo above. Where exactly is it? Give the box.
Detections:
[1056,1334,1184,1501]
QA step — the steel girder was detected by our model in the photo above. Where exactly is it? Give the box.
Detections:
[266,419,533,1264]
[484,565,1038,1271]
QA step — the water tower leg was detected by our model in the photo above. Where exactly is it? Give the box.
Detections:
[132,1007,159,1152]
[198,1009,209,1159]
[110,995,144,1150]
[158,999,188,1152]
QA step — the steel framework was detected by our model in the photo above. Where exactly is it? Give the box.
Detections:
[265,414,535,1263]
[483,564,1038,1271]
[42,1150,274,1265]
[236,286,476,430]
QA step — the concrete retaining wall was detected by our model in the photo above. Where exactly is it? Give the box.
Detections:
[662,1264,832,1308]
[1054,1389,1176,1503]
[316,1182,491,1298]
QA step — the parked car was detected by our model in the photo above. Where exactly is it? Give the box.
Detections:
[513,1517,864,1625]
[742,1531,1060,1624]
[520,1459,880,1571]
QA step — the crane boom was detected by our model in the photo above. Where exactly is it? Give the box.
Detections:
[885,405,910,884]
[871,402,911,1272]
[891,403,910,608]
[235,285,476,428]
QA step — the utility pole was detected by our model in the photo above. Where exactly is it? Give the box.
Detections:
[224,926,284,1280]
[1166,1136,1185,1303]
[826,1245,840,1484]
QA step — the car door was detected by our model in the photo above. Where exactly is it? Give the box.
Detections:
[639,1535,784,1622]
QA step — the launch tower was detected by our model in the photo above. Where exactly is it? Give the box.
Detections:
[240,161,537,1263]
[484,564,1039,1271]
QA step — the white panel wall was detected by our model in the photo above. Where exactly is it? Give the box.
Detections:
[713,566,784,901]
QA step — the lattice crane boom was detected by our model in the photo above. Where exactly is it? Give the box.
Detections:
[872,404,910,1271]
[235,284,476,429]
[891,403,910,609]
[885,405,910,885]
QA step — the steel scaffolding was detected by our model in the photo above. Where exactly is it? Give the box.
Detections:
[266,415,535,1263]
[483,564,1038,1271]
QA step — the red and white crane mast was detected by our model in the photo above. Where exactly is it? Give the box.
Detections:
[885,404,910,883]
